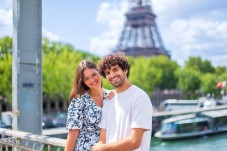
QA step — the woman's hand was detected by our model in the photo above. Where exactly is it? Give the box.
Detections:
[106,90,116,100]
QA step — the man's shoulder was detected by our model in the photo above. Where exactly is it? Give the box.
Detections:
[131,85,152,105]
[132,85,149,97]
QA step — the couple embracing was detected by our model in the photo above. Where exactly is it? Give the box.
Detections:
[65,53,153,151]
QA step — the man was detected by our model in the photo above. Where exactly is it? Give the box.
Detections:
[92,53,153,151]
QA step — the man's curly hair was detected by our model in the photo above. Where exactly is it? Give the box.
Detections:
[98,52,130,78]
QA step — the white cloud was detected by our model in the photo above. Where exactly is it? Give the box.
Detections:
[153,0,227,67]
[42,28,60,41]
[153,0,227,21]
[211,55,227,67]
[0,6,12,37]
[88,1,128,56]
[162,19,227,66]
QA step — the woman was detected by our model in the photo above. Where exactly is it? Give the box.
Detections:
[65,60,110,151]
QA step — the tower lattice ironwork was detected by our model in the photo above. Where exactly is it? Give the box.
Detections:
[115,0,170,57]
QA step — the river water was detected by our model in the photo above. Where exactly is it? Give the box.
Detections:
[150,132,227,151]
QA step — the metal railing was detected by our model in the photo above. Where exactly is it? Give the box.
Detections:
[0,128,66,151]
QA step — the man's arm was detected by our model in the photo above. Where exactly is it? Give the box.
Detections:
[92,128,145,151]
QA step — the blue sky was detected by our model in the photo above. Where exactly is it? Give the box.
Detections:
[1,0,227,67]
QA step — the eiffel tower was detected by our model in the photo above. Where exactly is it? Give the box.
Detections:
[115,0,170,57]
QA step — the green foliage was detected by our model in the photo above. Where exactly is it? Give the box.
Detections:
[0,36,12,103]
[0,36,12,59]
[200,73,218,96]
[42,40,100,102]
[102,77,114,90]
[42,38,74,54]
[215,66,226,75]
[176,68,201,99]
[0,55,12,103]
[42,50,74,101]
[217,71,227,81]
[148,55,179,90]
[128,57,162,94]
[1,36,227,104]
[185,56,215,73]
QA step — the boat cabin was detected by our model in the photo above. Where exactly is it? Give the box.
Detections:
[160,114,210,135]
[155,109,227,140]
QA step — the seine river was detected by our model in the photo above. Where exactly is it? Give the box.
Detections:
[150,132,227,151]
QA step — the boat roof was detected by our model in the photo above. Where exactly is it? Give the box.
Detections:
[161,99,198,105]
[201,109,227,118]
[162,114,197,123]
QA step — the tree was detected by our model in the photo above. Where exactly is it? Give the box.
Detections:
[185,56,215,73]
[176,68,201,99]
[0,37,12,103]
[42,38,75,55]
[128,57,162,94]
[42,42,100,102]
[215,66,226,75]
[0,55,12,103]
[0,36,12,59]
[149,55,179,90]
[200,73,218,96]
[1,36,225,105]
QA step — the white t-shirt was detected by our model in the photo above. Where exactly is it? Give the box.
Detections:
[99,85,153,151]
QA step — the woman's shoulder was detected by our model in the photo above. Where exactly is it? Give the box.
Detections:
[68,93,92,109]
[70,97,83,106]
[70,93,90,104]
[81,92,93,102]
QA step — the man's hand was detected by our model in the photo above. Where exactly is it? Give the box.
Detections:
[92,128,145,151]
[92,142,105,151]
[92,128,107,151]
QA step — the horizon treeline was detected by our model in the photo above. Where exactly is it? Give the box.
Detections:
[0,36,227,105]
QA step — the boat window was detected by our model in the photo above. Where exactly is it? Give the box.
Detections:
[175,119,210,133]
[161,123,177,134]
[214,116,227,126]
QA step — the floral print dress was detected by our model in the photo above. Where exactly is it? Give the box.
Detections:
[66,90,108,151]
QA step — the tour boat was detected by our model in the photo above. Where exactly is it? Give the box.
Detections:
[154,109,227,140]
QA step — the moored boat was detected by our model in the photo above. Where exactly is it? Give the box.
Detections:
[154,109,227,140]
